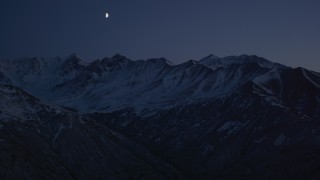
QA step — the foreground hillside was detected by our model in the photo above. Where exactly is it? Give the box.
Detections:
[0,85,182,179]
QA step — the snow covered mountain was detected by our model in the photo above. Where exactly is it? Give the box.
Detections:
[0,54,320,179]
[1,54,319,114]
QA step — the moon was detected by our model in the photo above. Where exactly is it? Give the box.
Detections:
[105,12,109,18]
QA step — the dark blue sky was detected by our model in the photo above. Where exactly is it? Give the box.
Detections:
[0,0,319,71]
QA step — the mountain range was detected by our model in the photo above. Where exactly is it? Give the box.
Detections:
[0,54,320,179]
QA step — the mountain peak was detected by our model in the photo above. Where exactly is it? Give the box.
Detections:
[62,54,87,73]
[66,53,85,63]
[146,58,175,66]
[204,54,220,59]
[65,53,84,63]
[112,54,128,60]
[199,54,219,62]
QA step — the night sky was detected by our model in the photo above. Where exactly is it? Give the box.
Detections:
[0,0,319,71]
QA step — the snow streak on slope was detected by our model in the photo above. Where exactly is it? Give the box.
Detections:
[302,68,320,88]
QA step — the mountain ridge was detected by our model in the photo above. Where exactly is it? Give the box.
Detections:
[0,54,319,113]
